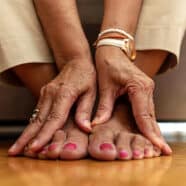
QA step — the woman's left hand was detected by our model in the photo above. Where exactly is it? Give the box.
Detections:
[92,46,172,155]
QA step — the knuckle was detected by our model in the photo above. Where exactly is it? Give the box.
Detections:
[127,77,155,95]
[145,79,155,90]
[98,103,110,112]
[134,113,152,122]
[46,112,62,122]
[45,83,58,95]
[58,86,77,101]
[40,87,45,97]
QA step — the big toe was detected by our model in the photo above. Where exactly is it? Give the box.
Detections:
[60,128,88,160]
[88,126,117,161]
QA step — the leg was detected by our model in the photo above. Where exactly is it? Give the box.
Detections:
[88,50,168,160]
[12,63,88,160]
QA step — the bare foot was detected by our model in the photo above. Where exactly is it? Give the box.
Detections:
[88,102,162,161]
[24,117,88,160]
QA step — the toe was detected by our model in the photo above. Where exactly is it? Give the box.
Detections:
[38,146,49,159]
[60,128,88,160]
[144,140,154,158]
[115,132,133,160]
[131,135,146,160]
[24,146,38,159]
[45,130,66,159]
[88,125,117,161]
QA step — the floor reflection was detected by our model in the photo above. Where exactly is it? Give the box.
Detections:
[7,156,172,186]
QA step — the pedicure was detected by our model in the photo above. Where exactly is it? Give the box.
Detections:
[100,143,113,151]
[63,143,77,150]
[119,150,128,158]
[133,150,141,157]
[48,144,57,151]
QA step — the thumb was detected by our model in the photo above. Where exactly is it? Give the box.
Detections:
[92,89,115,126]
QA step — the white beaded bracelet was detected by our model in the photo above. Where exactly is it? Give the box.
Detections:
[96,38,136,61]
[98,28,134,41]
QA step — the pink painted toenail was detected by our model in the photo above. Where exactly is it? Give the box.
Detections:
[63,143,77,150]
[48,144,57,151]
[100,143,113,151]
[133,150,141,157]
[119,150,128,158]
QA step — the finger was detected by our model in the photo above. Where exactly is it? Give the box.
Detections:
[8,87,53,156]
[128,85,171,153]
[148,94,172,155]
[28,88,77,152]
[92,88,115,126]
[75,89,96,132]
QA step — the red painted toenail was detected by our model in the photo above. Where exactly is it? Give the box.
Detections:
[133,150,141,157]
[63,143,77,150]
[100,143,113,151]
[48,144,57,151]
[119,150,128,158]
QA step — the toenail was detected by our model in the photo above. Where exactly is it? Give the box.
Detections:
[133,150,141,157]
[119,150,128,158]
[100,143,113,151]
[48,144,57,151]
[144,148,150,155]
[63,143,77,150]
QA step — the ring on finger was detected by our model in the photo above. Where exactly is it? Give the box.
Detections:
[29,108,40,123]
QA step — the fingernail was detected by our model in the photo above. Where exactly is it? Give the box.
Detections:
[119,150,128,158]
[30,140,38,149]
[100,143,113,151]
[133,150,141,157]
[92,117,101,126]
[83,120,92,130]
[8,144,17,153]
[63,143,77,150]
[164,144,172,154]
[48,144,57,151]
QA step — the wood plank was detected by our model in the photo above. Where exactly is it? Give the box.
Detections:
[0,141,186,186]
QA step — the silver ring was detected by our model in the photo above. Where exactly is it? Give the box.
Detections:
[29,108,40,123]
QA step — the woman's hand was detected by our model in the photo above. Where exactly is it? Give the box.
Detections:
[9,57,96,155]
[92,46,171,154]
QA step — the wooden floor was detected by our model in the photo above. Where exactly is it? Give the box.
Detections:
[0,141,186,186]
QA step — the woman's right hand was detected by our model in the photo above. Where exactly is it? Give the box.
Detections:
[8,56,96,155]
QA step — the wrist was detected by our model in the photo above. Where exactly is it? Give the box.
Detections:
[56,47,93,70]
[55,42,91,61]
